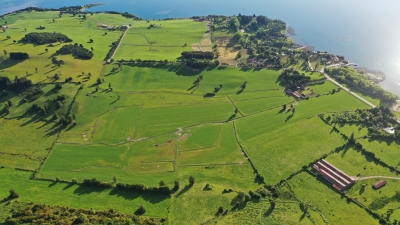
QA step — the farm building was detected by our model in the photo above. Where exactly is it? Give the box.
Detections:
[383,127,395,134]
[373,180,386,189]
[291,91,303,99]
[313,159,355,191]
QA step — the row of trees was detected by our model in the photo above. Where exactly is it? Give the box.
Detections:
[9,52,29,60]
[21,32,72,44]
[56,44,93,59]
[0,76,32,90]
[181,51,214,60]
[326,67,398,103]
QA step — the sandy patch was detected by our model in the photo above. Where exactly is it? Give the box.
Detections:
[191,43,201,51]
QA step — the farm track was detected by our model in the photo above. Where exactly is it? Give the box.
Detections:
[352,176,400,181]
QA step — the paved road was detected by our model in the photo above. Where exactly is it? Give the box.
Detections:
[319,64,377,108]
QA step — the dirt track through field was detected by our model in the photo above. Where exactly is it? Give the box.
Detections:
[352,176,400,181]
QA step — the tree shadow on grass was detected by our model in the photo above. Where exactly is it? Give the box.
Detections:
[285,113,294,122]
[73,185,110,196]
[109,188,170,204]
[0,58,25,70]
[63,182,75,190]
[175,184,191,198]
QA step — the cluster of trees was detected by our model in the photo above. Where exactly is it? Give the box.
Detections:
[326,67,398,103]
[0,76,32,90]
[328,107,399,139]
[9,52,29,60]
[56,44,93,59]
[181,51,214,60]
[280,69,311,90]
[185,59,219,69]
[4,203,145,225]
[21,32,72,44]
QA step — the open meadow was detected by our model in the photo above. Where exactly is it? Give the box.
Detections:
[1,8,399,224]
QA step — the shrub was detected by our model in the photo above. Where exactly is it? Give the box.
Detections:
[8,189,19,199]
[135,204,146,215]
[189,176,195,186]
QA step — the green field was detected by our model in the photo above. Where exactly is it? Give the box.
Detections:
[1,9,399,224]
[114,20,208,60]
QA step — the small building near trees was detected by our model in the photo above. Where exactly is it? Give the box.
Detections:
[373,180,386,189]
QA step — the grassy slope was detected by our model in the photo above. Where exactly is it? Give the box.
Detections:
[0,168,170,217]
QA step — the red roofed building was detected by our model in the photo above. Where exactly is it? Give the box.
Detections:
[373,180,386,189]
[313,159,355,191]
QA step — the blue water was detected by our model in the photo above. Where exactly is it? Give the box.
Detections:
[2,0,400,96]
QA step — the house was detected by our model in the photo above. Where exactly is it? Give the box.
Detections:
[373,180,386,189]
[291,91,303,99]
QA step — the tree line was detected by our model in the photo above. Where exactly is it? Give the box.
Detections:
[21,32,73,44]
[56,44,93,59]
[326,67,398,103]
[181,51,214,60]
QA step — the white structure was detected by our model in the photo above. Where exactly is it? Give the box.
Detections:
[383,127,395,134]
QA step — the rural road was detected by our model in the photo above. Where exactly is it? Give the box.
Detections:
[318,64,377,108]
[352,176,400,181]
[110,26,131,59]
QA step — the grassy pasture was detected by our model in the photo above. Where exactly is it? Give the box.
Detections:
[0,168,170,217]
[228,89,285,101]
[306,80,338,95]
[236,91,369,146]
[0,13,125,85]
[103,64,284,95]
[0,117,60,158]
[216,200,314,225]
[325,147,395,177]
[178,123,245,165]
[235,96,293,115]
[359,139,400,168]
[122,134,176,173]
[1,83,79,119]
[114,20,207,60]
[336,122,370,139]
[39,144,127,179]
[242,117,346,184]
[0,154,40,170]
[92,106,142,144]
[178,123,222,150]
[289,172,378,225]
[136,103,235,138]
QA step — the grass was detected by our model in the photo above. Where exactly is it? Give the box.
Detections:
[136,103,235,138]
[241,117,347,184]
[38,144,127,178]
[178,123,245,165]
[325,146,395,177]
[0,117,60,158]
[1,83,79,119]
[0,168,170,217]
[92,106,142,144]
[236,91,369,147]
[178,123,222,150]
[289,172,378,224]
[114,20,207,60]
[359,139,400,168]
[234,96,293,115]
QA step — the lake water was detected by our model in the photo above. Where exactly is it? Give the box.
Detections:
[2,0,400,96]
